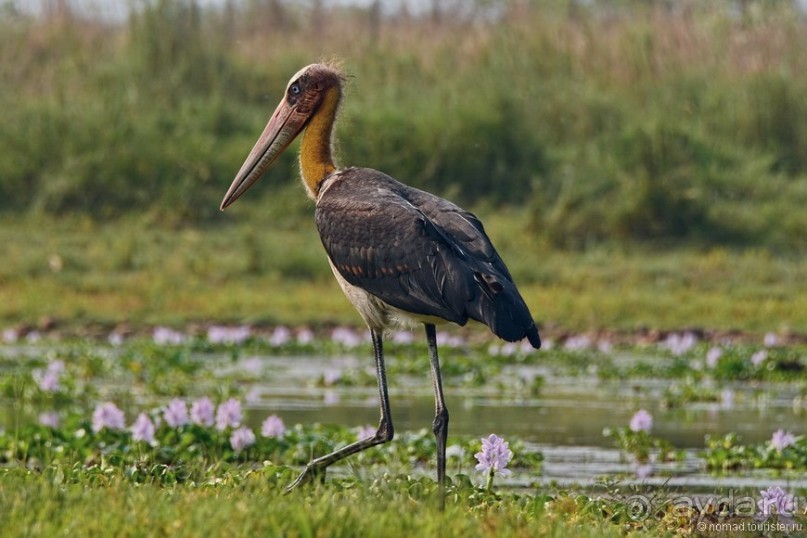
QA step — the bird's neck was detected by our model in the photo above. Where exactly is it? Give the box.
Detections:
[300,85,340,200]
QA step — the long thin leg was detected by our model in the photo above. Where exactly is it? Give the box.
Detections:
[425,323,448,510]
[285,329,394,493]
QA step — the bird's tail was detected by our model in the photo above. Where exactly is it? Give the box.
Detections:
[469,270,541,349]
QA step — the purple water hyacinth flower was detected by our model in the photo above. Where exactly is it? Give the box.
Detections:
[38,411,60,428]
[34,370,60,392]
[705,347,723,369]
[108,332,124,346]
[208,325,250,345]
[33,359,65,392]
[230,426,256,452]
[597,340,613,354]
[438,332,466,348]
[356,424,376,440]
[758,486,795,517]
[751,350,768,367]
[564,334,591,351]
[163,398,189,428]
[663,332,697,356]
[629,409,653,433]
[215,398,243,431]
[190,397,215,427]
[296,328,314,345]
[268,326,292,346]
[391,330,414,345]
[240,357,263,375]
[92,402,126,433]
[763,332,779,347]
[331,327,363,348]
[261,415,286,438]
[2,327,18,343]
[474,434,513,477]
[130,412,156,444]
[153,326,186,345]
[322,369,342,386]
[770,429,796,452]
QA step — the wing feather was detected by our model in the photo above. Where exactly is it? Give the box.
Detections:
[316,168,540,347]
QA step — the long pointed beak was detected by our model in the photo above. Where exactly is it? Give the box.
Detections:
[220,99,308,210]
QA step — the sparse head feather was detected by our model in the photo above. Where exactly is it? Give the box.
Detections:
[287,62,346,94]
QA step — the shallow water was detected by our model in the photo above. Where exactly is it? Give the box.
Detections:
[225,352,807,492]
[3,344,805,492]
[235,354,804,448]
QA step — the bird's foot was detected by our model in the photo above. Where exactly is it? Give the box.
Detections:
[283,464,326,494]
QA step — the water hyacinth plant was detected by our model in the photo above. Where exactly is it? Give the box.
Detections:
[474,434,513,492]
[757,486,796,520]
[91,402,126,433]
[207,325,251,345]
[261,415,286,438]
[215,399,242,431]
[130,413,156,445]
[703,432,807,471]
[705,347,723,369]
[38,411,60,428]
[629,410,653,433]
[230,426,257,452]
[770,429,797,452]
[32,359,64,392]
[604,410,680,467]
[163,399,189,428]
[190,397,215,427]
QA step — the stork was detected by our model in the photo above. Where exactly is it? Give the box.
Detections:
[220,63,540,505]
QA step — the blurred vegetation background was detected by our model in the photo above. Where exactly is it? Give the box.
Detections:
[1,0,806,332]
[0,0,805,251]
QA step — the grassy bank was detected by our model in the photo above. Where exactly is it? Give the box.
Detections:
[2,212,805,335]
[0,470,642,537]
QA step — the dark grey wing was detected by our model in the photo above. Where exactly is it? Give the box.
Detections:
[316,169,540,347]
[403,187,513,280]
[403,186,540,347]
[316,185,474,326]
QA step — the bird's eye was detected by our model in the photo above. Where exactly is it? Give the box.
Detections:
[289,83,301,96]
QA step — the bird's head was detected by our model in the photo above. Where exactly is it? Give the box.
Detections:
[220,63,344,210]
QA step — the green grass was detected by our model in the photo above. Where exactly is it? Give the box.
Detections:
[0,470,644,538]
[2,211,805,335]
[1,2,806,250]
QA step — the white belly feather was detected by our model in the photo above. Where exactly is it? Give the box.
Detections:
[326,258,447,332]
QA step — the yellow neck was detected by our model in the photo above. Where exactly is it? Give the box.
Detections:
[300,86,340,199]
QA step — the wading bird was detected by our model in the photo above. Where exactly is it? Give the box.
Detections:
[220,63,540,506]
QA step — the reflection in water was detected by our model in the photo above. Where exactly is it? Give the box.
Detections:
[245,386,802,448]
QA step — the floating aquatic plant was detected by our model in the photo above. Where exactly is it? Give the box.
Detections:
[475,434,513,492]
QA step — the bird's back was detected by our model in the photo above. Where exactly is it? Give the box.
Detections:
[316,168,540,348]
